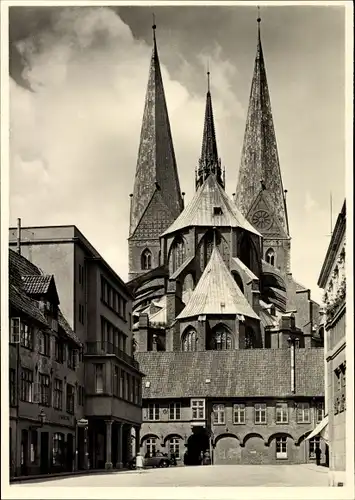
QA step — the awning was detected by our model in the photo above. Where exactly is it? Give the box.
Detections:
[305,416,329,444]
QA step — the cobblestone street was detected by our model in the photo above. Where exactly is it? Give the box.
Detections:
[17,464,329,487]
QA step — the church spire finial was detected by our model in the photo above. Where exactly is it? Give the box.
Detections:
[207,60,210,93]
[257,7,261,43]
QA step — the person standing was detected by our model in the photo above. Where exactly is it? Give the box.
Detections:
[136,453,144,473]
[315,445,322,466]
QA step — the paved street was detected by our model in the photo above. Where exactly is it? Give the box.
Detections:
[17,464,329,487]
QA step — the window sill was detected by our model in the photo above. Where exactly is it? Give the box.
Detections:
[232,422,246,425]
[276,421,289,425]
[296,421,311,424]
[213,423,226,426]
[254,422,267,425]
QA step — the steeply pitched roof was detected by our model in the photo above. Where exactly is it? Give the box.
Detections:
[129,27,183,237]
[235,20,289,238]
[177,246,259,320]
[135,349,324,399]
[162,174,261,237]
[196,82,223,189]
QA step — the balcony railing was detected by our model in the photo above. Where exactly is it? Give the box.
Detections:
[85,341,139,370]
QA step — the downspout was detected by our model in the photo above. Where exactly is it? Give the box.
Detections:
[17,218,21,255]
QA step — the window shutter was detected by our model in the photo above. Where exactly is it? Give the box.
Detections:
[10,318,21,343]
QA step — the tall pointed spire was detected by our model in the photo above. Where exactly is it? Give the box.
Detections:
[129,23,183,238]
[235,14,289,239]
[196,70,224,189]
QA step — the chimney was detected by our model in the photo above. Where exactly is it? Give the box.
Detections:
[17,218,21,255]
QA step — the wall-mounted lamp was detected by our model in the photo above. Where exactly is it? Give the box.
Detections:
[39,409,46,427]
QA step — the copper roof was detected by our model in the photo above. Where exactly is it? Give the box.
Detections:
[162,174,261,237]
[135,349,325,399]
[177,246,260,320]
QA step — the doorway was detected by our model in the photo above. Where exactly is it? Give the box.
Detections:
[66,434,74,472]
[185,427,210,466]
[20,429,28,476]
[40,432,49,474]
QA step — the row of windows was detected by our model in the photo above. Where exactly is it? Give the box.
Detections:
[101,316,127,353]
[181,326,255,351]
[10,368,84,413]
[94,364,141,405]
[20,429,73,467]
[100,276,127,320]
[10,318,81,369]
[145,401,324,424]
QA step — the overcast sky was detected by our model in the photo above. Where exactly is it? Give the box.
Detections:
[9,4,346,303]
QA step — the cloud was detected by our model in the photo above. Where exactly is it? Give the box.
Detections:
[9,7,241,281]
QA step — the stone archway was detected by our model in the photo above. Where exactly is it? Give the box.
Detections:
[214,434,241,465]
[185,427,210,466]
[241,433,268,464]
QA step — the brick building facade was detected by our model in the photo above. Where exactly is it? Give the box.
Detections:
[318,201,346,485]
[126,21,325,466]
[9,226,144,475]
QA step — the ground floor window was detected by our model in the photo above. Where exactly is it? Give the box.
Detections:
[145,438,156,457]
[30,430,38,463]
[52,433,65,466]
[169,438,180,458]
[275,437,287,459]
[309,436,320,459]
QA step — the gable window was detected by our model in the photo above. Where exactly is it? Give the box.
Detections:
[38,332,50,357]
[276,437,287,459]
[213,404,225,424]
[296,402,310,423]
[147,403,159,421]
[182,329,198,352]
[53,379,63,410]
[316,402,324,423]
[141,249,152,270]
[20,322,33,350]
[66,384,75,414]
[233,403,246,424]
[254,403,267,424]
[169,438,181,458]
[213,206,223,216]
[309,436,320,459]
[21,368,33,402]
[210,327,232,350]
[169,402,181,420]
[191,399,205,420]
[145,438,156,457]
[266,248,275,266]
[39,373,50,406]
[276,403,288,424]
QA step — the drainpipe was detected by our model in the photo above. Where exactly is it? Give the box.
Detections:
[17,218,21,255]
[288,337,296,393]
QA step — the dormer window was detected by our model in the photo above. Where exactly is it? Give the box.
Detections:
[213,206,223,216]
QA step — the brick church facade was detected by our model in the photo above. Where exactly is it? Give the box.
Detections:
[127,20,325,465]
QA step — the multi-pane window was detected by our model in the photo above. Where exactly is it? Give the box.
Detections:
[146,438,156,457]
[213,404,225,424]
[120,370,124,398]
[245,329,255,349]
[100,276,127,320]
[134,379,140,405]
[55,339,64,363]
[20,368,33,402]
[233,404,246,424]
[30,430,38,463]
[169,402,181,420]
[309,436,320,458]
[52,433,64,466]
[9,369,16,406]
[169,438,180,459]
[276,403,288,424]
[38,332,50,356]
[10,317,20,343]
[211,329,232,350]
[182,329,198,351]
[296,402,310,423]
[147,403,159,421]
[276,437,287,459]
[78,264,85,287]
[125,373,129,401]
[53,379,63,410]
[20,323,33,349]
[141,249,152,270]
[95,364,104,394]
[191,399,205,420]
[39,373,50,406]
[67,346,78,370]
[254,403,267,424]
[316,402,324,423]
[113,366,119,397]
[66,384,74,414]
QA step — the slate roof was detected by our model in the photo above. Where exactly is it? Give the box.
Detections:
[135,349,324,399]
[22,275,53,295]
[177,246,259,320]
[162,174,261,237]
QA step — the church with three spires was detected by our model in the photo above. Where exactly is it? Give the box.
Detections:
[127,19,325,465]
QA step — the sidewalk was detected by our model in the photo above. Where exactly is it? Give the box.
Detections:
[10,467,128,484]
[300,463,329,473]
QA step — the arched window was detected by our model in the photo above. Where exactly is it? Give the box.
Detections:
[245,327,255,349]
[141,249,152,270]
[265,248,275,266]
[182,328,198,351]
[210,326,232,350]
[232,272,244,294]
[171,236,186,273]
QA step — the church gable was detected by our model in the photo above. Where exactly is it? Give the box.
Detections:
[247,189,288,239]
[131,189,176,240]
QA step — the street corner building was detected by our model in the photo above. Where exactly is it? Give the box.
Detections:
[126,21,326,466]
[8,227,144,478]
[318,201,346,486]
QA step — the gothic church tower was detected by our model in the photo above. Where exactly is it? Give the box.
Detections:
[235,18,291,275]
[128,25,183,281]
